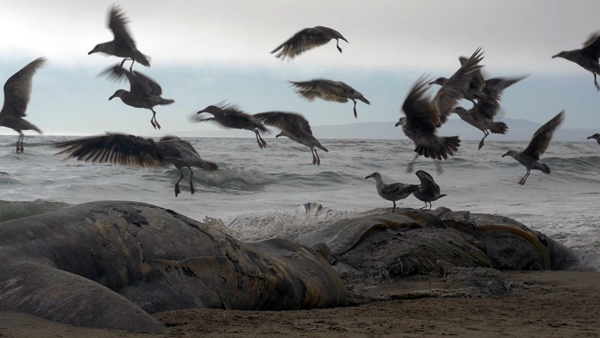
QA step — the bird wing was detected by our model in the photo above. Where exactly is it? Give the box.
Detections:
[108,6,136,48]
[290,80,348,103]
[434,48,484,124]
[271,27,334,59]
[522,110,565,160]
[416,170,440,194]
[459,55,485,90]
[254,111,313,135]
[582,31,600,59]
[54,133,162,167]
[0,58,46,118]
[219,106,269,133]
[132,70,163,96]
[483,76,527,101]
[402,76,438,133]
[381,182,402,195]
[472,97,500,120]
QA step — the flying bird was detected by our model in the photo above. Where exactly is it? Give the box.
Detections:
[453,99,508,150]
[365,172,419,213]
[193,103,268,149]
[88,5,150,72]
[102,64,174,130]
[54,134,218,197]
[588,133,600,145]
[271,26,348,60]
[289,79,370,118]
[0,57,45,153]
[502,110,565,185]
[413,170,446,210]
[553,31,600,91]
[253,112,328,165]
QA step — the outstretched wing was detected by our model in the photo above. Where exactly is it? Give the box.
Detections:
[402,76,438,133]
[582,31,600,59]
[522,110,565,160]
[54,133,162,167]
[0,58,46,118]
[416,170,440,194]
[290,79,348,103]
[271,27,341,60]
[109,6,136,48]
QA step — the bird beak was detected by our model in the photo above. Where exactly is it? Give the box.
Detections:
[88,50,93,55]
[428,81,436,85]
[394,122,401,127]
[551,54,558,58]
[108,94,115,101]
[197,110,206,115]
[501,154,507,157]
[365,175,372,179]
[588,136,593,139]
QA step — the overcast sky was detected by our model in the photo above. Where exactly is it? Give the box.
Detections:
[0,0,599,136]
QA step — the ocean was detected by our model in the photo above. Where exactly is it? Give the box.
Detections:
[0,134,598,268]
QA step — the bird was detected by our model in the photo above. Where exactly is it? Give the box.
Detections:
[0,57,45,153]
[588,133,600,144]
[88,5,150,72]
[365,172,419,213]
[553,31,600,91]
[271,26,348,60]
[53,134,218,197]
[102,64,174,130]
[289,79,370,118]
[395,48,484,172]
[192,103,268,149]
[413,170,446,210]
[253,112,328,165]
[502,110,565,185]
[452,99,509,150]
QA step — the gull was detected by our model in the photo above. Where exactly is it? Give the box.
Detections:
[365,172,419,213]
[253,111,328,165]
[289,79,370,118]
[588,133,600,144]
[54,134,218,197]
[102,64,173,130]
[0,57,45,153]
[271,26,348,60]
[553,31,600,91]
[452,97,508,150]
[193,103,268,149]
[413,170,446,210]
[502,110,565,185]
[395,48,484,172]
[89,5,150,72]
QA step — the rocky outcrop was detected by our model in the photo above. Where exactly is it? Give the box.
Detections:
[0,201,347,333]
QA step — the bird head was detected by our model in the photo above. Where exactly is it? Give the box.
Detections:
[588,133,600,140]
[88,43,108,55]
[452,106,468,118]
[108,89,126,101]
[395,117,407,127]
[365,172,380,180]
[428,77,448,86]
[552,51,568,59]
[197,105,221,115]
[502,150,517,158]
[275,131,285,138]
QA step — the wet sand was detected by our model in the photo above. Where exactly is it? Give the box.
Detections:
[1,270,598,337]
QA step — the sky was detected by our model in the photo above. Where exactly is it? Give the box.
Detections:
[0,0,599,136]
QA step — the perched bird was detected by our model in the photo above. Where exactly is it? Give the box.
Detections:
[413,170,446,210]
[271,26,348,60]
[553,31,600,91]
[588,133,600,144]
[365,172,419,213]
[453,99,509,150]
[253,112,328,165]
[289,79,370,118]
[88,5,150,72]
[193,103,268,149]
[54,134,218,197]
[502,110,565,185]
[102,65,174,130]
[395,48,483,172]
[0,58,45,153]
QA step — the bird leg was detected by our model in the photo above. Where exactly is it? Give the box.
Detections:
[174,169,185,197]
[435,161,443,175]
[392,201,396,213]
[189,167,195,195]
[518,170,530,185]
[336,39,343,53]
[594,73,599,91]
[420,202,427,210]
[478,130,489,150]
[315,149,321,165]
[406,154,419,173]
[351,99,358,118]
[151,109,161,130]
[16,132,24,153]
[254,130,266,149]
[428,202,432,210]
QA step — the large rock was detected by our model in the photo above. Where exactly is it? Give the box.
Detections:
[0,201,347,333]
[295,207,579,287]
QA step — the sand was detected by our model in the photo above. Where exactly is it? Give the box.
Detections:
[0,270,599,338]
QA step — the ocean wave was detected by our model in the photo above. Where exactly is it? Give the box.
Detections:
[0,199,71,223]
[193,166,272,191]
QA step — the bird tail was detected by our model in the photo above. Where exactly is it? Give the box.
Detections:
[134,51,151,67]
[159,98,175,106]
[540,163,551,174]
[433,194,447,201]
[317,144,329,152]
[489,121,508,134]
[415,136,460,160]
[196,160,219,171]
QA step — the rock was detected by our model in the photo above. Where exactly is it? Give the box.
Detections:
[0,201,347,332]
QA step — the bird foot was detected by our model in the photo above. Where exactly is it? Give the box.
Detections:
[151,120,157,129]
[175,184,181,197]
[190,185,195,195]
[435,162,444,175]
[478,140,484,150]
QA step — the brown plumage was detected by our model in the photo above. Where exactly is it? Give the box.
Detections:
[290,79,370,118]
[253,112,328,165]
[88,5,150,72]
[54,134,218,197]
[271,26,348,60]
[553,31,600,91]
[0,58,45,153]
[588,133,600,144]
[502,111,565,185]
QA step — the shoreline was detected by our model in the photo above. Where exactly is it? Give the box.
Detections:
[1,270,598,337]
